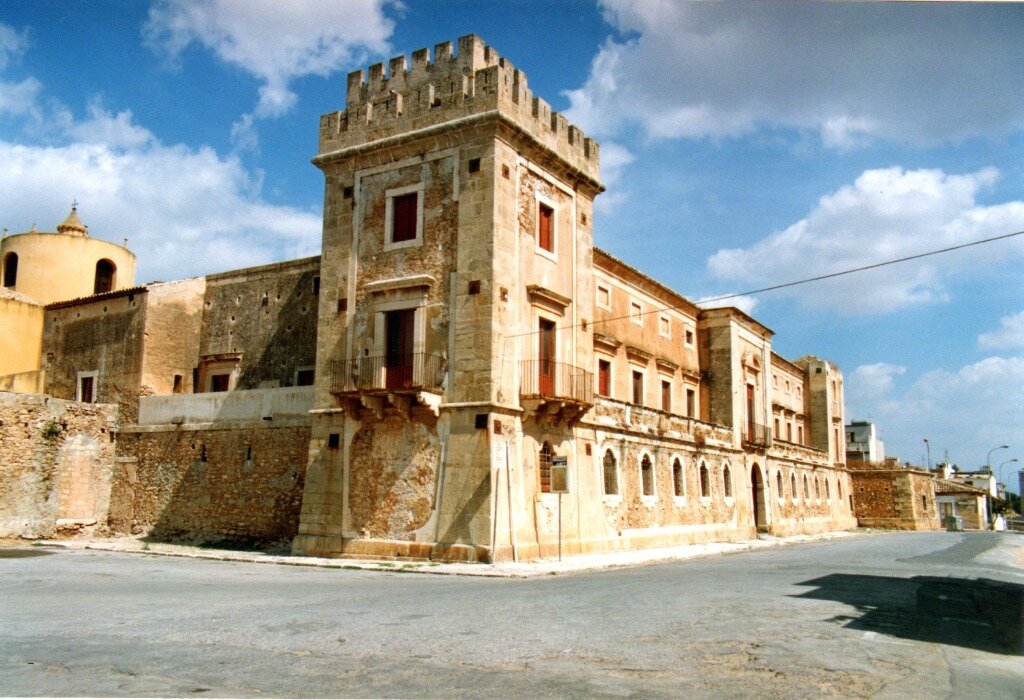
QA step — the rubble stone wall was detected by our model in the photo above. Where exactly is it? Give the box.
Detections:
[0,391,118,538]
[114,423,309,545]
[850,468,938,530]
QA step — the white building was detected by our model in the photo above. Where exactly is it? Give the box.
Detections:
[846,421,884,463]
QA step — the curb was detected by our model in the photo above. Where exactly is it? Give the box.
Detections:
[34,529,865,578]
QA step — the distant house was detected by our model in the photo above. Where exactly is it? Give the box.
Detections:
[934,479,989,529]
[845,420,884,463]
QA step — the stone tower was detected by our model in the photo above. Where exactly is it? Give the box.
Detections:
[292,35,603,561]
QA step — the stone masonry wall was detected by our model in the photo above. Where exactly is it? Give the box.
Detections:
[200,257,320,390]
[114,424,309,545]
[849,467,938,530]
[0,391,118,538]
[43,290,147,422]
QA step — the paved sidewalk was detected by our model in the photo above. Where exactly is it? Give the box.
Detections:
[36,529,863,577]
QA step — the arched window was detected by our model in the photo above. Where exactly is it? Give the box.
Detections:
[723,463,732,498]
[538,441,553,493]
[776,470,783,496]
[803,474,809,499]
[837,479,843,500]
[700,462,710,497]
[672,458,684,497]
[815,476,821,499]
[603,450,618,496]
[2,252,17,288]
[94,258,116,294]
[640,454,654,496]
[825,478,831,499]
[790,472,797,499]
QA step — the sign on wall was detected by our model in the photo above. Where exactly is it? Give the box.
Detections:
[551,455,569,493]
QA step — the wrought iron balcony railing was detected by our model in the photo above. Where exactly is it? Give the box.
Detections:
[330,353,445,394]
[519,360,594,405]
[743,422,771,447]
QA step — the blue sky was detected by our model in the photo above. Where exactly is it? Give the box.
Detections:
[1,1,1022,486]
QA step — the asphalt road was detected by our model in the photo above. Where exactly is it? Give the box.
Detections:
[1,531,1022,698]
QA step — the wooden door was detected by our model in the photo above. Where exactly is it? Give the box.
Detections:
[385,309,415,389]
[751,465,767,530]
[538,319,556,395]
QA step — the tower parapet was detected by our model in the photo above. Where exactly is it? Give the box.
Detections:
[316,34,601,185]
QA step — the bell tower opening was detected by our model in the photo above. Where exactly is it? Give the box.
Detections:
[94,259,116,294]
[2,252,17,288]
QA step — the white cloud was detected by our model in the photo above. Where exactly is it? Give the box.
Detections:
[847,363,906,407]
[0,23,29,71]
[849,356,1024,468]
[63,99,156,149]
[0,23,39,117]
[0,105,321,282]
[979,310,1024,352]
[566,1,1024,147]
[706,167,1024,314]
[0,75,40,116]
[144,0,394,118]
[592,140,634,214]
[697,293,758,316]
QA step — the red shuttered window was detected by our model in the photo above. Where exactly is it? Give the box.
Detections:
[538,203,554,252]
[391,192,418,243]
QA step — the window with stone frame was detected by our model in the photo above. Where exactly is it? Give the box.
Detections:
[78,373,96,403]
[537,202,554,253]
[776,470,784,496]
[700,462,710,497]
[391,192,418,243]
[632,370,644,405]
[672,458,685,497]
[602,449,618,496]
[538,441,554,493]
[723,464,732,497]
[640,454,655,497]
[598,359,612,397]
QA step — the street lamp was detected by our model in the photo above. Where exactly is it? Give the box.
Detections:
[986,444,1010,471]
[998,458,1019,487]
[923,438,931,470]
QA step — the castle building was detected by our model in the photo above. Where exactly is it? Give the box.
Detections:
[290,35,855,561]
[0,35,856,558]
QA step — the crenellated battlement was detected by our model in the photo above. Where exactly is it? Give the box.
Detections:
[316,34,601,184]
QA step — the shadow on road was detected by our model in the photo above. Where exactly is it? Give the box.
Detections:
[793,574,1023,655]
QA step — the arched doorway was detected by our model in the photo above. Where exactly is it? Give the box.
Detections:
[750,464,767,532]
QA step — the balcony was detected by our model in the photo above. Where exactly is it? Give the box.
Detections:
[519,360,593,425]
[743,422,771,449]
[330,353,445,418]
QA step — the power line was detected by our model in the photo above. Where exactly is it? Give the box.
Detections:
[507,228,1024,340]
